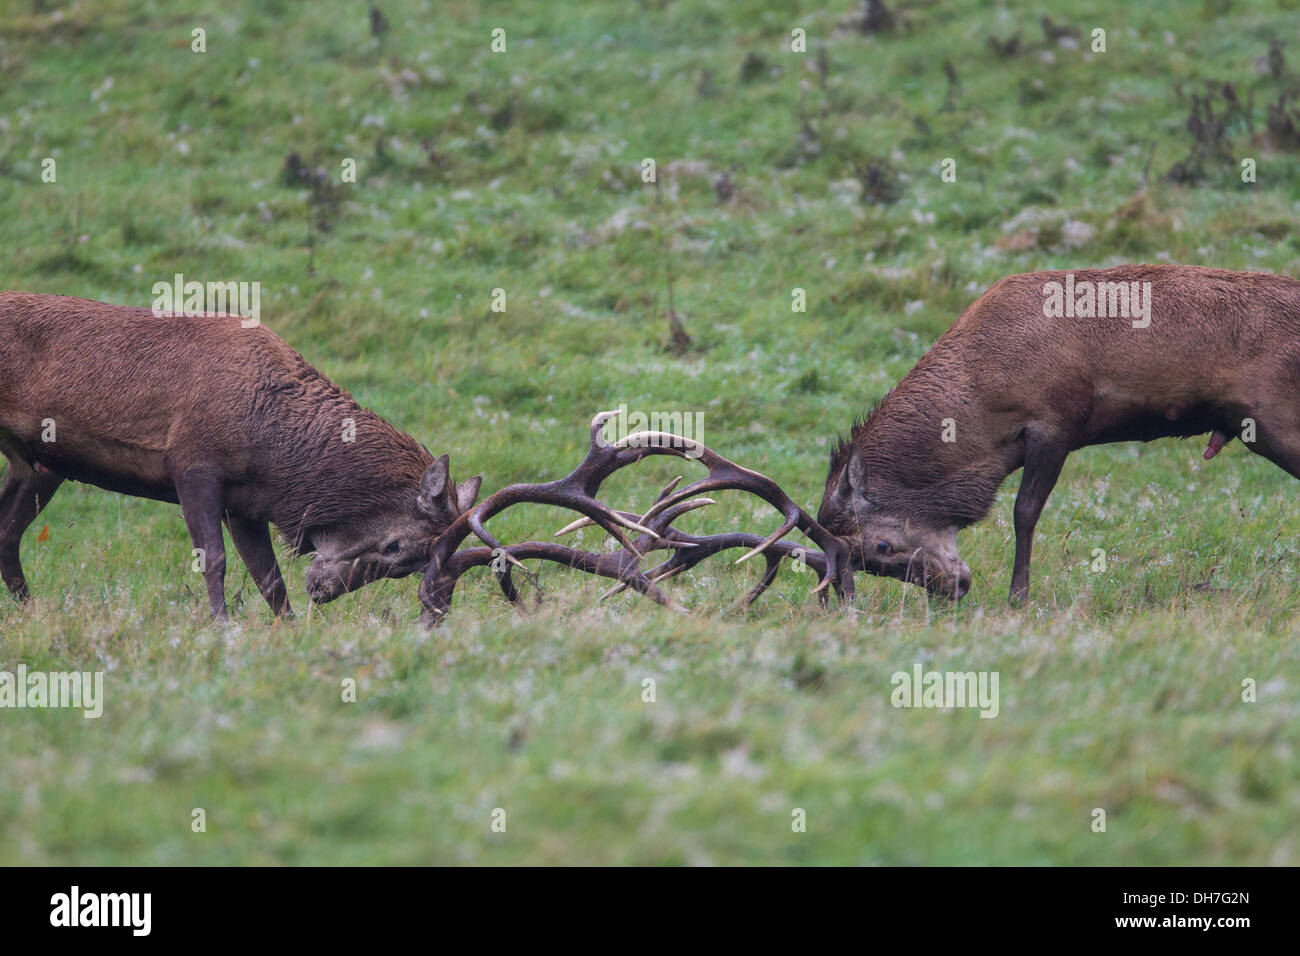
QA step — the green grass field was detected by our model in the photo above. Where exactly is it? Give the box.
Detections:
[1,0,1298,864]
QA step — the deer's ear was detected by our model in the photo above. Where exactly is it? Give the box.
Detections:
[838,444,868,498]
[418,454,452,515]
[455,475,483,515]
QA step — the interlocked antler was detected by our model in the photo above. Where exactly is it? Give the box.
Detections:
[601,427,848,595]
[424,540,673,618]
[417,411,851,625]
[556,489,830,609]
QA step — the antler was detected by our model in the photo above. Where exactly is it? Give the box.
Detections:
[419,540,675,627]
[558,491,830,609]
[417,411,852,625]
[418,411,675,625]
[607,427,850,597]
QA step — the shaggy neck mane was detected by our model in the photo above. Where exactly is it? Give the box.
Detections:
[826,358,1003,528]
[245,349,432,551]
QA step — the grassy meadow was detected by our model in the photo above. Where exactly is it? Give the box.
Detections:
[1,0,1299,864]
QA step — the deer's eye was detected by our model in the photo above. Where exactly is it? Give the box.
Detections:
[876,541,892,555]
[383,540,402,555]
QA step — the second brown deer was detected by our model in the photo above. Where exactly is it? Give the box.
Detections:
[817,264,1300,602]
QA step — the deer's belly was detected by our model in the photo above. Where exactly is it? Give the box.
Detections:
[31,441,179,503]
[1083,400,1224,447]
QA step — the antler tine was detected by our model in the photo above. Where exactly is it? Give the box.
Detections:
[733,513,800,565]
[644,533,827,596]
[554,508,710,552]
[649,496,715,527]
[583,474,693,540]
[553,514,594,537]
[553,493,711,539]
[655,475,683,502]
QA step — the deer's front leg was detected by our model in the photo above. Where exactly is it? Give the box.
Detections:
[174,470,229,619]
[1010,431,1069,604]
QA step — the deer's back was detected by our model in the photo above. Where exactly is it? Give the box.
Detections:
[0,292,353,495]
[938,265,1300,410]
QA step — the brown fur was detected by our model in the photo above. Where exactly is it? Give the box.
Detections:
[0,292,474,617]
[819,264,1300,601]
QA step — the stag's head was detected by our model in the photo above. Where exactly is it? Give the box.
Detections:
[817,442,971,599]
[305,454,481,604]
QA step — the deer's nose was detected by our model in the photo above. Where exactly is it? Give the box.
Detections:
[955,565,972,599]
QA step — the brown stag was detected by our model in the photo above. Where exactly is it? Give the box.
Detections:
[0,292,480,619]
[817,264,1300,602]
